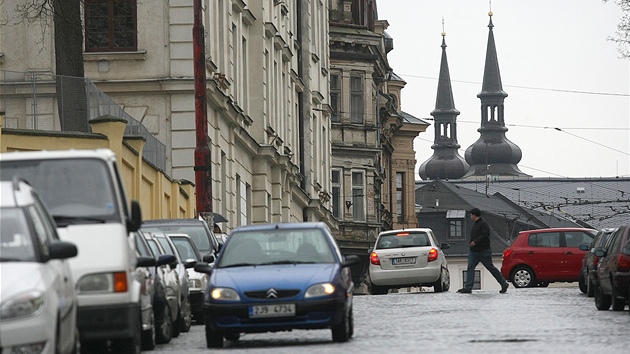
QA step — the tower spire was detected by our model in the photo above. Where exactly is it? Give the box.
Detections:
[419,25,469,181]
[463,11,530,179]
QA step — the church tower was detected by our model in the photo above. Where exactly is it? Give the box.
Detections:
[463,12,530,178]
[419,29,469,180]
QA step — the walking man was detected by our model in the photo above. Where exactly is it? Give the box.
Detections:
[457,208,509,294]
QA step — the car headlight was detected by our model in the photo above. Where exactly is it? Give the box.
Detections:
[305,283,335,298]
[0,290,45,320]
[77,272,128,293]
[210,287,240,301]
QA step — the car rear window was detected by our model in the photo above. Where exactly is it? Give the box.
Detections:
[376,232,430,249]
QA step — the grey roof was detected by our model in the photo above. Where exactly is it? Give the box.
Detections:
[416,177,630,229]
[399,111,429,125]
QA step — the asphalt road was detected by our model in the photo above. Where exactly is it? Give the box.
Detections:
[152,285,629,353]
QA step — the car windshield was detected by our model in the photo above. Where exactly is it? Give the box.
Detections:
[376,232,431,250]
[0,158,120,225]
[170,237,200,262]
[217,228,336,268]
[143,224,211,254]
[0,208,36,261]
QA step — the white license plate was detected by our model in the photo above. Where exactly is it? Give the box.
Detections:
[249,304,296,318]
[392,257,416,265]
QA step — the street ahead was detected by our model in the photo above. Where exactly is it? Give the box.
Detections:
[153,285,628,354]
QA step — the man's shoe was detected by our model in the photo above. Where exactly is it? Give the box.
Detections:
[500,283,509,293]
[457,288,472,294]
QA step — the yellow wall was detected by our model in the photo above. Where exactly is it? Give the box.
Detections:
[0,114,195,220]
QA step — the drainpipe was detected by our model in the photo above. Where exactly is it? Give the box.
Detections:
[193,0,213,223]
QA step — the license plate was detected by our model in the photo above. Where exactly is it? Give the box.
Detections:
[249,304,296,318]
[392,257,416,265]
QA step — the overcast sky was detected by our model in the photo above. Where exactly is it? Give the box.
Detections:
[378,0,630,179]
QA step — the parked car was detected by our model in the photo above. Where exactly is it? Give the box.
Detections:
[368,228,450,295]
[579,228,617,296]
[593,225,630,311]
[143,231,183,343]
[194,222,361,348]
[132,230,179,349]
[501,228,596,288]
[0,178,79,354]
[152,232,193,332]
[167,233,208,325]
[142,218,221,259]
[1,149,144,353]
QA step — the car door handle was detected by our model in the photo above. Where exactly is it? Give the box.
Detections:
[528,251,534,254]
[565,251,573,255]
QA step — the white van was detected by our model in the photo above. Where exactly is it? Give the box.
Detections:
[0,149,143,353]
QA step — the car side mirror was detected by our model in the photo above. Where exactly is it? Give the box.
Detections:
[136,256,156,268]
[184,259,197,269]
[194,262,213,274]
[579,244,589,251]
[127,201,142,232]
[594,249,605,257]
[367,248,373,254]
[157,254,177,267]
[48,241,78,260]
[203,254,215,263]
[440,242,451,250]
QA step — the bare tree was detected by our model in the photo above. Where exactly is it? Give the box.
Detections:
[604,0,630,59]
[5,0,88,132]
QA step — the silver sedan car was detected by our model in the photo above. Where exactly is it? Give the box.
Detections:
[368,228,450,295]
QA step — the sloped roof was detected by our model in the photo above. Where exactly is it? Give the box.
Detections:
[416,177,630,229]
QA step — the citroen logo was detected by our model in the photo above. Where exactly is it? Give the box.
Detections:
[266,288,278,299]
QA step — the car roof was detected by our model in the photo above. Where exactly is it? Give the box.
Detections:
[143,219,207,226]
[519,227,597,234]
[378,228,434,237]
[0,148,116,161]
[0,178,37,208]
[231,222,329,232]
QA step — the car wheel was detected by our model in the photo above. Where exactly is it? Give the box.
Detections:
[578,272,587,293]
[224,332,241,341]
[442,267,450,292]
[369,283,388,295]
[594,283,612,311]
[348,306,354,338]
[141,310,156,350]
[433,268,445,293]
[511,266,535,288]
[155,303,173,344]
[587,277,595,297]
[331,305,351,343]
[179,297,192,333]
[205,324,224,348]
[611,285,626,311]
[171,303,181,338]
[537,282,549,287]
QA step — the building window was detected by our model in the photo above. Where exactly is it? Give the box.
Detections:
[350,74,363,124]
[446,210,465,240]
[332,169,342,219]
[449,220,463,239]
[85,0,137,52]
[330,73,341,122]
[463,270,481,290]
[351,171,365,221]
[396,172,404,223]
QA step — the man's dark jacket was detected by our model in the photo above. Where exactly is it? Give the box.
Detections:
[470,217,491,251]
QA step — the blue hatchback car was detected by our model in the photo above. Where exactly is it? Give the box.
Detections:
[194,222,361,348]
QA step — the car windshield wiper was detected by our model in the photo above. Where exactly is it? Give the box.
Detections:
[0,257,25,262]
[53,215,107,226]
[260,260,317,265]
[221,262,259,268]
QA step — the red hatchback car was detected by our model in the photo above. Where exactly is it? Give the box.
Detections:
[501,228,596,288]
